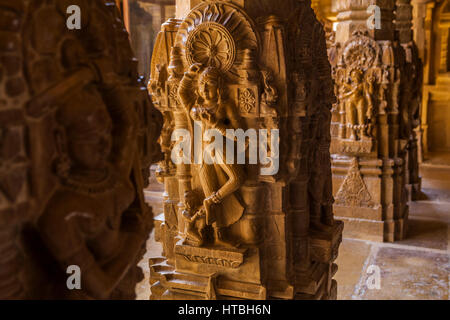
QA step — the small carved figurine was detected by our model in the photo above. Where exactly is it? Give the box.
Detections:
[182,190,207,246]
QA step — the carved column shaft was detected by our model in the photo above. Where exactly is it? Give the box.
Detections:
[329,0,413,241]
[0,0,29,298]
[0,0,163,299]
[395,0,423,200]
[396,0,414,43]
[335,0,396,42]
[149,0,343,300]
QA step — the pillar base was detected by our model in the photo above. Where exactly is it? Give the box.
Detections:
[149,219,343,299]
[334,214,408,242]
[332,157,408,242]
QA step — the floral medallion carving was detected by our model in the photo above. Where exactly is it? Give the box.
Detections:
[186,22,236,72]
[342,30,380,71]
[239,88,256,113]
[175,1,258,78]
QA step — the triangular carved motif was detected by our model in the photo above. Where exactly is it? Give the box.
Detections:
[335,158,374,208]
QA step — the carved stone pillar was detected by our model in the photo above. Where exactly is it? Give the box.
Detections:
[420,1,450,155]
[412,0,434,160]
[395,0,423,200]
[0,1,28,299]
[329,0,409,242]
[149,0,343,300]
[0,0,162,299]
[334,0,396,43]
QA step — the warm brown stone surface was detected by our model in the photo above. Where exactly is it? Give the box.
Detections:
[327,0,423,242]
[402,209,448,250]
[140,159,450,300]
[335,163,450,300]
[418,0,450,156]
[136,231,162,300]
[146,0,341,300]
[332,239,372,300]
[139,172,449,300]
[139,205,449,300]
[0,0,162,299]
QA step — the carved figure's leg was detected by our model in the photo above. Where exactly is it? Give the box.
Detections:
[212,223,239,248]
[357,99,367,138]
[214,162,245,202]
[346,101,357,140]
[198,164,220,225]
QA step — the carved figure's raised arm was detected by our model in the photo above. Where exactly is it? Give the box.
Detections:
[178,64,203,110]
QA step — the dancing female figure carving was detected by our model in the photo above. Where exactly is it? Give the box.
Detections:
[178,63,246,248]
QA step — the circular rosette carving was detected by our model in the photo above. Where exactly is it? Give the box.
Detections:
[342,30,380,71]
[186,22,235,72]
[175,1,259,76]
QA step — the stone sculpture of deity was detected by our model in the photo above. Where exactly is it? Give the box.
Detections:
[37,87,152,299]
[339,69,374,140]
[178,64,246,248]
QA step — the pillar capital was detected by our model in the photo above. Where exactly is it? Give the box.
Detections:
[335,0,396,42]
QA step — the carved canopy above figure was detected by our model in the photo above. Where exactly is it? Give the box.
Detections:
[175,1,259,78]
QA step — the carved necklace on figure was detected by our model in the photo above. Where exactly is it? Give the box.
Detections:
[60,164,117,195]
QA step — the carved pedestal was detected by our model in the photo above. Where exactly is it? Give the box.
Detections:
[331,157,407,242]
[148,0,342,300]
[329,0,422,242]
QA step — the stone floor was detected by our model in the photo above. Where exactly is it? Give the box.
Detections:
[136,230,161,300]
[136,160,450,300]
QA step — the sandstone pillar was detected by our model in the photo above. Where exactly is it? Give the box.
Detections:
[329,0,409,242]
[148,0,343,300]
[0,0,162,299]
[395,0,423,200]
[417,0,450,156]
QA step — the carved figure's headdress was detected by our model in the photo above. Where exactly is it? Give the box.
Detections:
[199,67,222,87]
[349,69,364,80]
